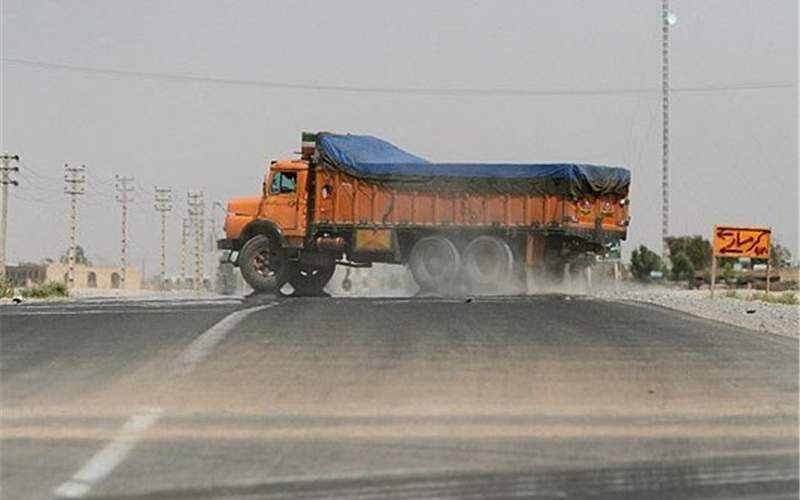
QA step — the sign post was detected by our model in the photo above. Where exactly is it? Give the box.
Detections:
[710,254,717,298]
[710,225,771,298]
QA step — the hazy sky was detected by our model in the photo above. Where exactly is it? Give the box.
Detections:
[1,0,797,276]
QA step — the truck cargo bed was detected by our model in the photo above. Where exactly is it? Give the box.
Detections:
[310,134,629,235]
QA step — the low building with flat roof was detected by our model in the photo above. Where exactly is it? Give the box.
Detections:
[5,263,142,290]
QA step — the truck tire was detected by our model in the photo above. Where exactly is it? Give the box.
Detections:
[239,234,290,293]
[289,264,336,296]
[408,236,461,292]
[462,235,515,291]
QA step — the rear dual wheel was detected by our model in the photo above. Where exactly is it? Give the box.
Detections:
[461,235,515,293]
[408,236,461,293]
[408,234,517,294]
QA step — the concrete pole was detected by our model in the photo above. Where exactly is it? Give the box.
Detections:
[115,176,135,289]
[161,211,166,282]
[68,192,77,286]
[154,187,173,289]
[64,164,86,289]
[181,217,190,287]
[661,0,672,260]
[121,201,128,287]
[187,192,205,293]
[210,201,226,293]
[0,154,19,279]
[195,207,204,292]
[1,179,6,279]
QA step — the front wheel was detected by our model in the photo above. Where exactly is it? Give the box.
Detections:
[239,235,291,293]
[289,264,336,295]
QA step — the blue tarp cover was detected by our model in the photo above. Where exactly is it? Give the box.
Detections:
[315,133,630,196]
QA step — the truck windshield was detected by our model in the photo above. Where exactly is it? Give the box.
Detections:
[270,172,297,194]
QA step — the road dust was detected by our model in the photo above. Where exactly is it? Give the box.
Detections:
[322,261,623,298]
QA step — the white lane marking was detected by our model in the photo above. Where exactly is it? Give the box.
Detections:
[52,302,279,499]
[174,303,279,375]
[53,408,162,499]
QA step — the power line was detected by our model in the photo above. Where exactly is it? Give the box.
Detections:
[2,57,795,97]
[17,170,62,194]
[17,159,57,183]
[14,190,64,206]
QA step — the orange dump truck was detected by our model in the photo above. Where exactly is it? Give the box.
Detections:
[218,132,631,294]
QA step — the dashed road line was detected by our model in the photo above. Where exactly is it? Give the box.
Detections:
[53,408,162,499]
[174,302,280,376]
[52,302,280,499]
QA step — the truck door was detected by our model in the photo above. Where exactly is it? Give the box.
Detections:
[265,170,300,232]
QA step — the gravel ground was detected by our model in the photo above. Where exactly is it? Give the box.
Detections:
[322,266,800,339]
[593,284,799,339]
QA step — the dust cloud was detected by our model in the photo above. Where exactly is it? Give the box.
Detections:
[323,262,623,298]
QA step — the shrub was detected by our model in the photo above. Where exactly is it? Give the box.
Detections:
[0,279,14,298]
[770,241,792,269]
[747,291,798,305]
[20,281,69,299]
[670,252,695,281]
[725,290,738,298]
[630,245,664,281]
[665,235,712,271]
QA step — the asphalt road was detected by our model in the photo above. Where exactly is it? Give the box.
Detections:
[1,294,797,499]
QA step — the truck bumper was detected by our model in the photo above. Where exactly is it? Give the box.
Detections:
[217,238,235,250]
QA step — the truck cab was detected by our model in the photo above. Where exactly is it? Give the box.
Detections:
[219,159,336,295]
[221,160,310,251]
[261,160,310,241]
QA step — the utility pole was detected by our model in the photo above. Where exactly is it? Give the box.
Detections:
[210,201,226,293]
[661,0,674,259]
[187,192,205,293]
[0,154,20,279]
[180,217,191,287]
[115,175,135,289]
[64,164,86,288]
[153,186,173,289]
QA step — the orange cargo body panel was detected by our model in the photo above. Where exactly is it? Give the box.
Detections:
[312,166,628,232]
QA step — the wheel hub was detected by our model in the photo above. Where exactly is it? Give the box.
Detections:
[253,249,277,278]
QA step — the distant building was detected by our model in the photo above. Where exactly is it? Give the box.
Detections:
[5,263,142,290]
[5,263,47,287]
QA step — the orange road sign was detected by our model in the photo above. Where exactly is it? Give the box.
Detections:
[713,225,771,259]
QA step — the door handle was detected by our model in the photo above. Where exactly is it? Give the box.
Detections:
[288,199,297,207]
